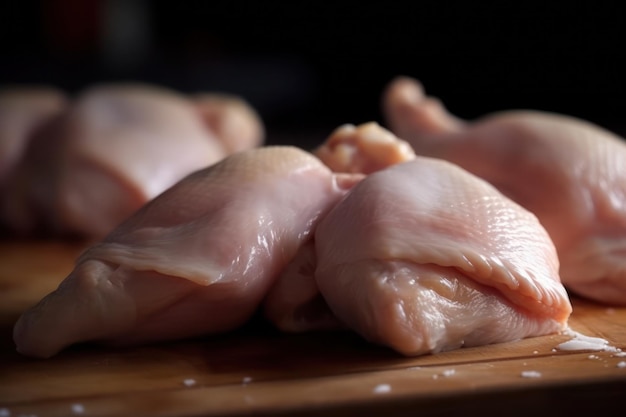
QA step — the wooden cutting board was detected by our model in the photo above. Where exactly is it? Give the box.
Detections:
[0,241,625,417]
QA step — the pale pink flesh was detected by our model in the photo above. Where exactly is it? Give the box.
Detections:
[13,146,349,358]
[383,76,626,305]
[315,157,572,356]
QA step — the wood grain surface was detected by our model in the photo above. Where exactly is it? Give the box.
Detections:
[1,240,625,417]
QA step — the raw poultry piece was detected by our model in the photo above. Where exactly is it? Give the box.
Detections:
[315,155,572,356]
[1,83,263,239]
[383,75,626,305]
[13,146,355,358]
[263,122,411,331]
[0,86,67,186]
[192,93,265,154]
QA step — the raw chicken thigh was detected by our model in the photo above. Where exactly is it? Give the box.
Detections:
[1,83,263,239]
[383,76,626,305]
[0,86,67,186]
[315,155,572,356]
[13,146,354,358]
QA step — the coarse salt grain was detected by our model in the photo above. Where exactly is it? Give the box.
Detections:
[0,408,9,417]
[614,351,626,357]
[441,369,456,377]
[242,376,253,385]
[521,370,542,378]
[183,378,196,387]
[373,384,391,394]
[71,403,85,414]
[617,361,626,368]
[556,329,619,352]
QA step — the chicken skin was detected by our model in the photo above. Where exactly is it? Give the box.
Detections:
[13,146,353,358]
[383,75,626,305]
[315,155,572,356]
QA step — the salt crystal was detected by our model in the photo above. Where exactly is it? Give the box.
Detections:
[556,329,619,352]
[71,404,85,414]
[614,351,626,357]
[0,408,9,417]
[532,350,539,354]
[521,370,542,378]
[242,376,253,385]
[617,361,626,368]
[441,369,456,377]
[588,354,599,360]
[183,378,196,387]
[373,383,391,394]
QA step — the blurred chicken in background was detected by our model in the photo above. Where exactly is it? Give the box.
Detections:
[0,81,264,240]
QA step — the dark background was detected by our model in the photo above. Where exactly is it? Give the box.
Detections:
[1,1,624,145]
